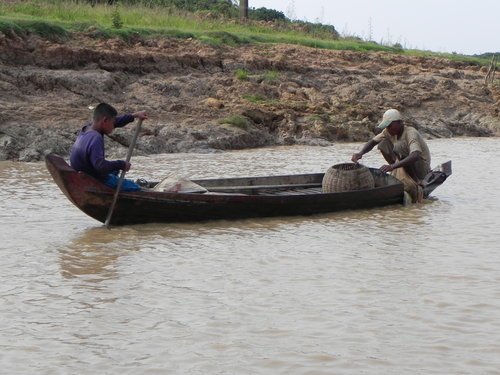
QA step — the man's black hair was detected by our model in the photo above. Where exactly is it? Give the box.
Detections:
[93,102,117,121]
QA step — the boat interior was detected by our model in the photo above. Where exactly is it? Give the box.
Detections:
[140,169,399,196]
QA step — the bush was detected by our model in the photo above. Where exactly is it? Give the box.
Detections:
[111,7,123,29]
[249,7,286,22]
[11,20,68,40]
[392,42,403,51]
[211,0,238,17]
[292,20,339,39]
[120,0,235,13]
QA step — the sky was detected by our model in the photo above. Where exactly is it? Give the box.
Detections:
[248,0,499,55]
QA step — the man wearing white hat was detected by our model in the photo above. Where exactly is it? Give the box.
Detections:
[351,108,431,200]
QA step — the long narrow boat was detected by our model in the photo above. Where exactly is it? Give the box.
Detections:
[45,154,451,226]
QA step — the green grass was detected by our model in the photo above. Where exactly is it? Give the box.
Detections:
[404,48,486,66]
[0,18,68,39]
[261,70,279,84]
[242,94,278,105]
[234,68,249,80]
[242,94,267,103]
[218,115,251,130]
[235,69,279,84]
[0,0,492,65]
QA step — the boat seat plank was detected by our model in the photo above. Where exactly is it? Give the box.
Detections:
[207,182,321,193]
[264,187,323,196]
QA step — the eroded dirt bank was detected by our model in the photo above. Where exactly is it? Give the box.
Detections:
[0,31,499,161]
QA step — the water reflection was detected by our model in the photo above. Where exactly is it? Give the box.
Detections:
[58,227,138,282]
[121,199,429,234]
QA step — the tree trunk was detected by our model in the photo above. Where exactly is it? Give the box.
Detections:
[240,0,248,19]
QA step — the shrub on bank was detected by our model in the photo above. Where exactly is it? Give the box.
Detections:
[219,115,251,130]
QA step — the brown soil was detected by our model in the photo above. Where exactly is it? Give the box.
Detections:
[0,30,498,161]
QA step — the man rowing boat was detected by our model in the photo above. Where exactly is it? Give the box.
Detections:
[70,102,148,191]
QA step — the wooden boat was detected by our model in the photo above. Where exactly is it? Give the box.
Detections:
[45,154,451,226]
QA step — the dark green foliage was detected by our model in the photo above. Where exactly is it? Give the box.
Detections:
[19,20,68,38]
[1,19,68,40]
[204,31,248,45]
[219,115,251,129]
[474,52,499,59]
[114,0,234,12]
[111,6,123,28]
[162,29,196,39]
[88,0,118,5]
[249,7,286,22]
[0,20,22,35]
[392,42,403,51]
[292,20,339,39]
[211,0,237,17]
[93,26,195,41]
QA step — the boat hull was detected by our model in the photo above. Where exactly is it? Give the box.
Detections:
[45,154,418,225]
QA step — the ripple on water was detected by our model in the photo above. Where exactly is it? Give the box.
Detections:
[1,139,500,374]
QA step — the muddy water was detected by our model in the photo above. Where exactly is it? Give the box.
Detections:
[1,138,500,375]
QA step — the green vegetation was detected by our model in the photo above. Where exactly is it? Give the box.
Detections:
[0,0,493,65]
[242,93,278,105]
[234,68,249,80]
[218,115,251,129]
[248,7,285,22]
[285,100,308,111]
[242,94,266,103]
[0,0,396,51]
[261,70,279,84]
[235,69,279,85]
[404,49,487,66]
[0,17,68,40]
[111,6,123,29]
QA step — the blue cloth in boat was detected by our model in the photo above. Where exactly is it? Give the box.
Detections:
[104,173,141,192]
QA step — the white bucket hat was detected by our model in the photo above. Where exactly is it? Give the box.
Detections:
[377,109,402,129]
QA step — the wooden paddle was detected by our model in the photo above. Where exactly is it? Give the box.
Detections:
[104,118,144,229]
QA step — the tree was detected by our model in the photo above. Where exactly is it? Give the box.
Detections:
[240,0,248,19]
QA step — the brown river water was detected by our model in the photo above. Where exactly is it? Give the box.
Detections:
[1,138,500,374]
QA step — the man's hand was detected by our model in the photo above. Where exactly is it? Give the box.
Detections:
[123,161,131,172]
[351,153,363,163]
[380,164,394,173]
[132,110,148,120]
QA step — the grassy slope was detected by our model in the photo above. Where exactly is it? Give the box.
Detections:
[0,0,490,65]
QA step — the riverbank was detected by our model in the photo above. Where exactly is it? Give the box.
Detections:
[0,30,499,161]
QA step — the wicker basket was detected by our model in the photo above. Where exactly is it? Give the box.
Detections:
[322,163,375,193]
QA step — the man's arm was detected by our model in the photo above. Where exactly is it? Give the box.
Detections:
[352,139,379,163]
[380,151,421,173]
[114,114,134,128]
[87,134,126,178]
[114,111,148,128]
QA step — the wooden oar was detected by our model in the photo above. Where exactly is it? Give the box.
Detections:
[104,118,144,229]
